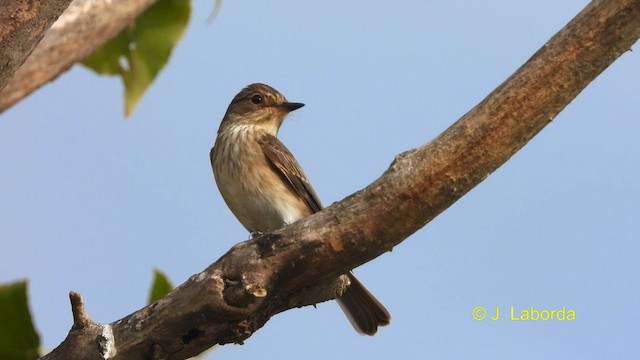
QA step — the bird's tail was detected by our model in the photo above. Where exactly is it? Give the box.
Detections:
[336,272,391,335]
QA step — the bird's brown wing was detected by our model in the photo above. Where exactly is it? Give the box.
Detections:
[258,134,323,213]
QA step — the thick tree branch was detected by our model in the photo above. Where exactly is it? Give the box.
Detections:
[0,0,157,113]
[42,0,640,359]
[0,0,72,91]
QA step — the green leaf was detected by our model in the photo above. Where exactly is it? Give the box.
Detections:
[0,280,40,360]
[81,0,191,116]
[81,31,129,75]
[148,269,174,304]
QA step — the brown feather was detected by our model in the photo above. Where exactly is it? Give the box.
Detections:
[257,133,391,335]
[258,133,323,213]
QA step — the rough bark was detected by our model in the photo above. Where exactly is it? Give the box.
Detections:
[0,0,72,91]
[0,0,157,113]
[41,0,640,359]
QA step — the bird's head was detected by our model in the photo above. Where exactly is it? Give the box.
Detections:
[220,83,304,135]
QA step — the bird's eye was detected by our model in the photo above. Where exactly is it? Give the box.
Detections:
[251,94,263,104]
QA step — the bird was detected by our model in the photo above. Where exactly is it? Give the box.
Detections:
[210,83,390,335]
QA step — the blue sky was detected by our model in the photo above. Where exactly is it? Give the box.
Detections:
[1,1,639,359]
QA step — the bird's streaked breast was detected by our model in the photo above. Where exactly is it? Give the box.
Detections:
[212,125,311,232]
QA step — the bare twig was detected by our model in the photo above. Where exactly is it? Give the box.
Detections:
[69,292,91,329]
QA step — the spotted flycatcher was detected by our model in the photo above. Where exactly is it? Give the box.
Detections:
[210,83,390,335]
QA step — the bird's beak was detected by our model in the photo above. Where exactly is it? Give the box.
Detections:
[280,102,305,112]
